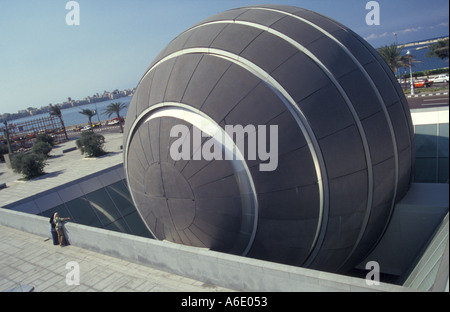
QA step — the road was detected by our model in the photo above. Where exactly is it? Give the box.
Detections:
[67,124,123,139]
[408,93,449,109]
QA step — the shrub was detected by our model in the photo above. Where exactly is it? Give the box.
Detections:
[36,133,55,147]
[32,141,53,158]
[11,153,47,180]
[0,144,8,162]
[76,131,106,157]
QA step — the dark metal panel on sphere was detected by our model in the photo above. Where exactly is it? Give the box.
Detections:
[123,5,414,273]
[240,31,299,73]
[183,24,228,50]
[202,64,261,121]
[210,24,264,55]
[181,55,232,109]
[270,14,326,47]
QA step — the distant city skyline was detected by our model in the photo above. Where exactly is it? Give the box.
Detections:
[1,87,134,123]
[0,0,448,115]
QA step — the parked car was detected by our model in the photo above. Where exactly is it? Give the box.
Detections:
[81,126,92,132]
[414,79,433,88]
[430,74,449,83]
[108,119,119,126]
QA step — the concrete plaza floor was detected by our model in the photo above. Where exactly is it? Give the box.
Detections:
[0,224,232,292]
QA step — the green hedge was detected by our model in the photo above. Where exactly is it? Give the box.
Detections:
[32,141,53,158]
[35,133,55,147]
[403,67,449,78]
[11,153,47,180]
[75,131,107,157]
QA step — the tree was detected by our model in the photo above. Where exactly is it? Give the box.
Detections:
[32,141,52,158]
[75,131,106,157]
[427,38,449,61]
[377,43,417,74]
[11,153,47,180]
[49,104,69,140]
[79,108,97,129]
[36,133,55,147]
[104,102,128,133]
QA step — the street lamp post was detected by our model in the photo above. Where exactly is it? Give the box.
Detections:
[94,102,101,123]
[407,50,415,96]
[3,120,13,155]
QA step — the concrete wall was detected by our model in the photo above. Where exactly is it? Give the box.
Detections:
[3,164,125,214]
[404,213,449,291]
[0,207,413,292]
[356,183,449,281]
[410,107,449,183]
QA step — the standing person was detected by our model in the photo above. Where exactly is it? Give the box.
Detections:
[53,212,71,247]
[49,214,58,245]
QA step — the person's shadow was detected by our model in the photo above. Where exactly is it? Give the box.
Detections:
[61,220,71,247]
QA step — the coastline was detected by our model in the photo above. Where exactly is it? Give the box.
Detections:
[4,97,132,129]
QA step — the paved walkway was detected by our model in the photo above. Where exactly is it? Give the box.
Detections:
[0,225,232,292]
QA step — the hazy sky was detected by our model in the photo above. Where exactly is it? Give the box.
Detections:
[0,0,448,114]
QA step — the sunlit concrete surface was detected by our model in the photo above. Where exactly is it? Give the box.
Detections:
[0,224,232,292]
[0,132,124,208]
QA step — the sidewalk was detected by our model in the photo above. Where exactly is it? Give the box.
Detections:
[0,224,232,292]
[406,90,449,98]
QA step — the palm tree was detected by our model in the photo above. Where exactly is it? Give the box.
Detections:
[104,102,128,133]
[427,38,449,61]
[377,43,412,74]
[49,104,68,140]
[79,108,97,129]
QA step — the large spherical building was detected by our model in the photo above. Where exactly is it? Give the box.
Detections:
[123,5,414,273]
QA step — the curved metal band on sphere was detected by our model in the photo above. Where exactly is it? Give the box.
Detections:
[123,5,414,273]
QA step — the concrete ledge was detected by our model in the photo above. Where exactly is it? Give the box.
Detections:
[0,207,414,292]
[357,183,449,280]
[407,91,449,98]
[62,147,77,153]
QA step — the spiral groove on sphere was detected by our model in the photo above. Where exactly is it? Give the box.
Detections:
[123,5,414,273]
